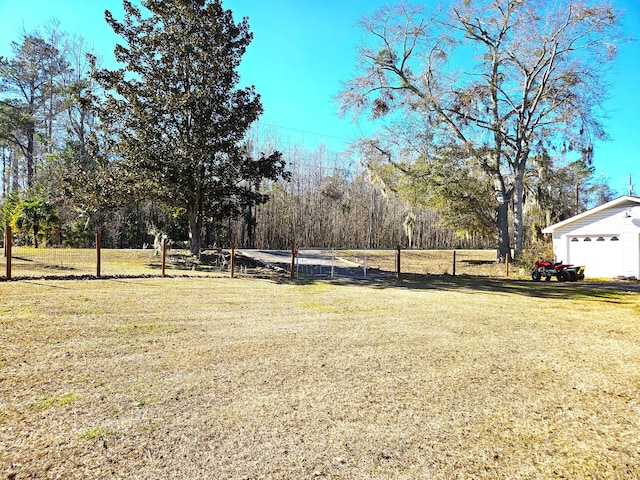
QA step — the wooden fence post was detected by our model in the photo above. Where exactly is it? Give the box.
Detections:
[363,249,368,277]
[161,238,167,278]
[396,245,401,279]
[5,225,12,280]
[453,250,456,277]
[96,232,101,278]
[230,244,235,278]
[506,252,510,278]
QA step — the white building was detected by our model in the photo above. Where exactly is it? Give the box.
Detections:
[542,196,640,279]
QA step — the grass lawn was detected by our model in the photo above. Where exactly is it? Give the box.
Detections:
[1,275,639,479]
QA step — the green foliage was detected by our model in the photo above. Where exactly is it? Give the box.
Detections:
[1,190,20,226]
[1,34,68,187]
[0,100,36,144]
[62,218,94,248]
[526,150,614,242]
[515,241,554,269]
[9,190,60,248]
[92,0,288,255]
[361,140,497,243]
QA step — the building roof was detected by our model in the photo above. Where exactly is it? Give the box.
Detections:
[542,195,640,233]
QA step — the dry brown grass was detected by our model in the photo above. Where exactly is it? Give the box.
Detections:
[339,249,508,278]
[1,275,639,479]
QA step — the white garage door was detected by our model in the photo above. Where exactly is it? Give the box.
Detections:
[568,235,621,278]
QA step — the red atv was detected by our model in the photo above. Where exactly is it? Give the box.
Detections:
[532,259,585,282]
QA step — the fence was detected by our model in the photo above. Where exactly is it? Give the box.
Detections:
[290,247,508,279]
[1,226,511,280]
[1,229,175,280]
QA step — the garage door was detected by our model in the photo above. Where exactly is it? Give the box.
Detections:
[568,235,621,278]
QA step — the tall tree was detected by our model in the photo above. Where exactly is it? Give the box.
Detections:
[526,151,614,241]
[0,32,68,188]
[0,98,36,193]
[92,0,285,256]
[339,0,622,261]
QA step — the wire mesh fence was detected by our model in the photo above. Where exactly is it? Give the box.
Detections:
[0,238,508,281]
[6,246,97,278]
[0,247,161,279]
[295,248,505,279]
[292,249,390,279]
[238,248,507,280]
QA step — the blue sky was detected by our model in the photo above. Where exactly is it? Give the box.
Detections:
[0,0,638,196]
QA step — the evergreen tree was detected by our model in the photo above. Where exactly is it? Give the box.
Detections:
[92,0,285,256]
[0,34,68,188]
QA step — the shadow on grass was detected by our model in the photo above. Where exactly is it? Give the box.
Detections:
[290,273,638,302]
[3,255,637,304]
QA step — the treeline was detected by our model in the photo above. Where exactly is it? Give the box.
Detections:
[1,21,101,246]
[0,20,480,252]
[0,14,614,254]
[232,143,483,250]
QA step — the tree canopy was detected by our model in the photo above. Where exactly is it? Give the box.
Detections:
[92,0,286,256]
[339,0,622,260]
[0,0,622,255]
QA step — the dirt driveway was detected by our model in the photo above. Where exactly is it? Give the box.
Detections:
[238,249,391,279]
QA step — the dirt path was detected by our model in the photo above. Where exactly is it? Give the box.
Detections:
[238,249,391,278]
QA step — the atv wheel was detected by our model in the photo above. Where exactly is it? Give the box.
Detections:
[568,271,577,282]
[532,270,542,282]
[557,271,569,282]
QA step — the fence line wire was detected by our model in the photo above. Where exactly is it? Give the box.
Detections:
[1,245,507,280]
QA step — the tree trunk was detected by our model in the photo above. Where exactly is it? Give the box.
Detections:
[26,125,35,188]
[11,150,19,192]
[512,167,526,261]
[2,148,7,197]
[246,205,256,248]
[496,200,510,262]
[494,178,511,262]
[187,206,202,257]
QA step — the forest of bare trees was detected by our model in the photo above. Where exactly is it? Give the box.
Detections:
[228,141,485,250]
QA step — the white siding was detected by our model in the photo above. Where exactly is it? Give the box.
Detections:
[550,202,640,279]
[629,233,640,279]
[551,232,566,265]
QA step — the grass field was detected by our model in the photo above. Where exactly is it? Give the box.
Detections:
[1,275,639,479]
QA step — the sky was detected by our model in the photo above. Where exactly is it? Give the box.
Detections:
[0,0,638,196]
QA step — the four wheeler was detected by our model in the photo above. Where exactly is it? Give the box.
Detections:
[532,259,585,282]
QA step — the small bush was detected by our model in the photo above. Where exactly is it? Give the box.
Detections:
[516,241,554,268]
[63,219,95,248]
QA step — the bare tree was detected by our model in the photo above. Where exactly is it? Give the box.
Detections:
[339,0,622,260]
